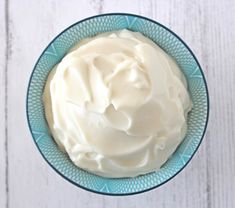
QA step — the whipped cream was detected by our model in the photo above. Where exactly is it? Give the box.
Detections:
[43,29,192,178]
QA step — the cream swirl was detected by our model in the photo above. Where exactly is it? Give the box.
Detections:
[43,29,192,178]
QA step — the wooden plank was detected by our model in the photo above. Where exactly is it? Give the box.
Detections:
[0,0,7,207]
[200,1,235,208]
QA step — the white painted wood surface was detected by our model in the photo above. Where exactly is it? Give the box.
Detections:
[0,0,235,207]
[0,0,7,207]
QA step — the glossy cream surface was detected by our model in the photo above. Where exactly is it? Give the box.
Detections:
[43,29,192,178]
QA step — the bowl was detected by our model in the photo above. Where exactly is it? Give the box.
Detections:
[26,13,209,195]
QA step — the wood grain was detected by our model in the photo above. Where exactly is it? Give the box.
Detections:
[202,1,235,207]
[1,0,235,207]
[0,0,7,207]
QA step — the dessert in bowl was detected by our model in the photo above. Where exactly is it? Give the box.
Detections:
[27,13,209,195]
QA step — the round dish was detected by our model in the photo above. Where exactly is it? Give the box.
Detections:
[26,13,209,195]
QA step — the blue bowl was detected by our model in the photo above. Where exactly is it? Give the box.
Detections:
[26,13,209,195]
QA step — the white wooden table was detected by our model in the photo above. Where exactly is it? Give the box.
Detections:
[0,0,235,207]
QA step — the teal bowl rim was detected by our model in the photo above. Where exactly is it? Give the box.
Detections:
[26,13,209,196]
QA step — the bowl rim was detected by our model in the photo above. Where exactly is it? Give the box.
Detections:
[26,12,210,196]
